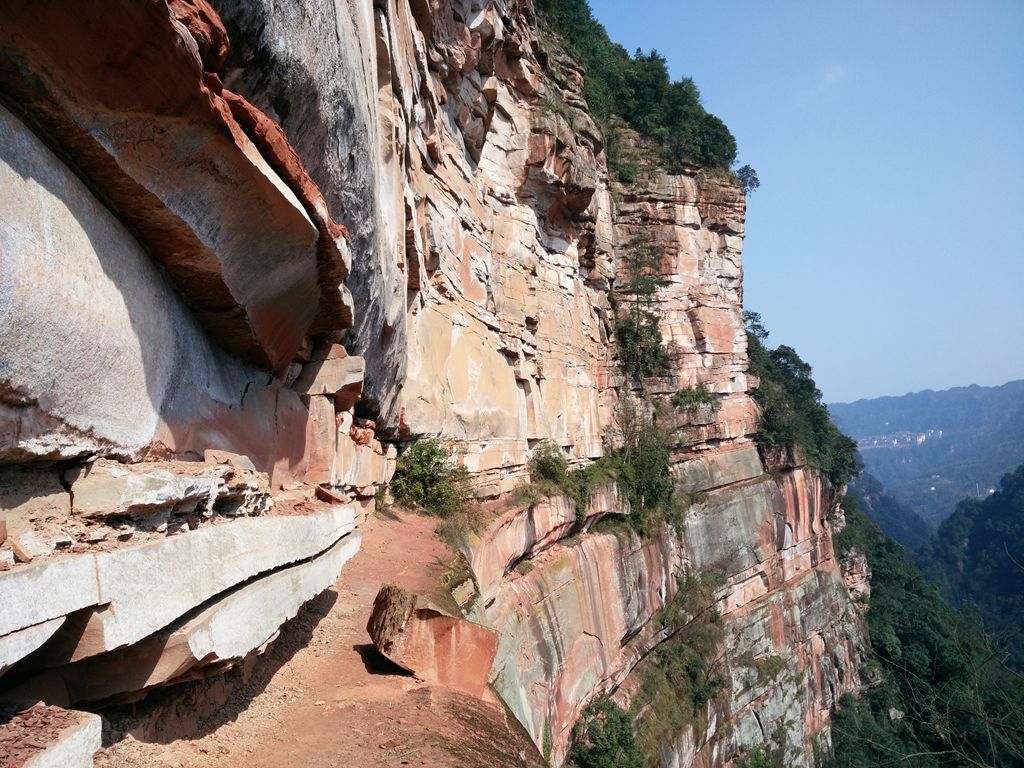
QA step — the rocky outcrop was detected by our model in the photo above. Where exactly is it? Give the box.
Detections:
[1,0,866,765]
[367,584,499,699]
[454,465,862,766]
[0,0,389,725]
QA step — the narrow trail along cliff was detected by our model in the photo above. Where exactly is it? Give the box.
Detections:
[96,511,541,768]
[0,1,867,766]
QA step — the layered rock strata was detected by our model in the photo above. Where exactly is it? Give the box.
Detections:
[447,462,862,766]
[0,1,867,766]
[0,0,390,720]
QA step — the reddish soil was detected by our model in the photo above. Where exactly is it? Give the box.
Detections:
[94,511,543,768]
[0,704,77,767]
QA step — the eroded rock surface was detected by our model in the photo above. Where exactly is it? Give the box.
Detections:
[0,1,866,765]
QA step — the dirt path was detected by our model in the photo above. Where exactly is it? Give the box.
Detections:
[95,511,543,768]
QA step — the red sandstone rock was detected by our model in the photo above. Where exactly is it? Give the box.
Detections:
[168,0,229,71]
[350,427,374,447]
[367,585,498,699]
[0,0,342,371]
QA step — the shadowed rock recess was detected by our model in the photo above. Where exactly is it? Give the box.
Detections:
[0,1,865,766]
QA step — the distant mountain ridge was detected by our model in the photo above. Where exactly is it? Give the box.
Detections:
[829,379,1024,528]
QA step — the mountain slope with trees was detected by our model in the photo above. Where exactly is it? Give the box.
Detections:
[825,496,1024,767]
[917,464,1024,670]
[829,380,1024,526]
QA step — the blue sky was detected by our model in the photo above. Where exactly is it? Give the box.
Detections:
[587,0,1024,402]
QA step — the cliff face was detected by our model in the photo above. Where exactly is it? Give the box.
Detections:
[0,1,863,766]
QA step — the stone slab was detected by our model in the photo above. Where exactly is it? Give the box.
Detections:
[22,709,101,768]
[76,505,358,657]
[0,617,65,676]
[8,530,363,705]
[0,556,100,638]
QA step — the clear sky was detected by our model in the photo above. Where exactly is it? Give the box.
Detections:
[587,0,1024,403]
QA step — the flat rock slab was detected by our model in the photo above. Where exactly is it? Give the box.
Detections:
[0,705,100,768]
[79,504,358,658]
[0,505,358,671]
[8,530,363,706]
[0,618,65,677]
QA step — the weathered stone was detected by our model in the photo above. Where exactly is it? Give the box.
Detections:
[367,585,498,699]
[17,707,101,768]
[674,445,764,494]
[294,356,365,410]
[0,555,100,639]
[68,505,358,660]
[10,530,362,704]
[302,397,338,486]
[0,1,329,371]
[169,0,230,70]
[66,461,217,519]
[466,482,625,600]
[203,450,256,472]
[0,617,65,676]
[0,102,312,475]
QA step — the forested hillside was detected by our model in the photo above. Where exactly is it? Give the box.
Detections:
[918,464,1024,669]
[850,472,931,550]
[829,380,1024,526]
[825,497,1024,767]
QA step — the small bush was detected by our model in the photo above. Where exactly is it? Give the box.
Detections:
[390,438,471,517]
[568,695,644,768]
[737,746,784,768]
[672,385,718,412]
[617,310,670,380]
[529,440,569,485]
[631,571,725,758]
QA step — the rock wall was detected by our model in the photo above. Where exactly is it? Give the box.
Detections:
[452,464,862,766]
[0,0,391,710]
[0,1,865,765]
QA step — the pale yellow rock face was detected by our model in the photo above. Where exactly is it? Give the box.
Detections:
[362,1,759,494]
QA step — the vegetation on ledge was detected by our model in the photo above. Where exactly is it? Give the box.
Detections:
[535,0,750,181]
[391,438,471,517]
[824,496,1024,767]
[672,384,719,413]
[744,312,860,487]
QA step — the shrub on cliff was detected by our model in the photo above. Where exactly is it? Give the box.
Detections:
[528,440,569,486]
[672,384,719,413]
[535,0,737,172]
[390,438,471,517]
[617,232,672,381]
[567,695,643,768]
[823,498,1024,767]
[744,312,860,488]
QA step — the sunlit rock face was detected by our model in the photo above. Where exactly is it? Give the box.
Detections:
[0,0,864,764]
[458,466,862,766]
[0,0,382,710]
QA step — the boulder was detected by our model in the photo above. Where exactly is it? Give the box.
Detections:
[367,585,498,699]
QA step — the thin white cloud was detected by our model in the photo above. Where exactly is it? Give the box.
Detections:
[815,64,847,94]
